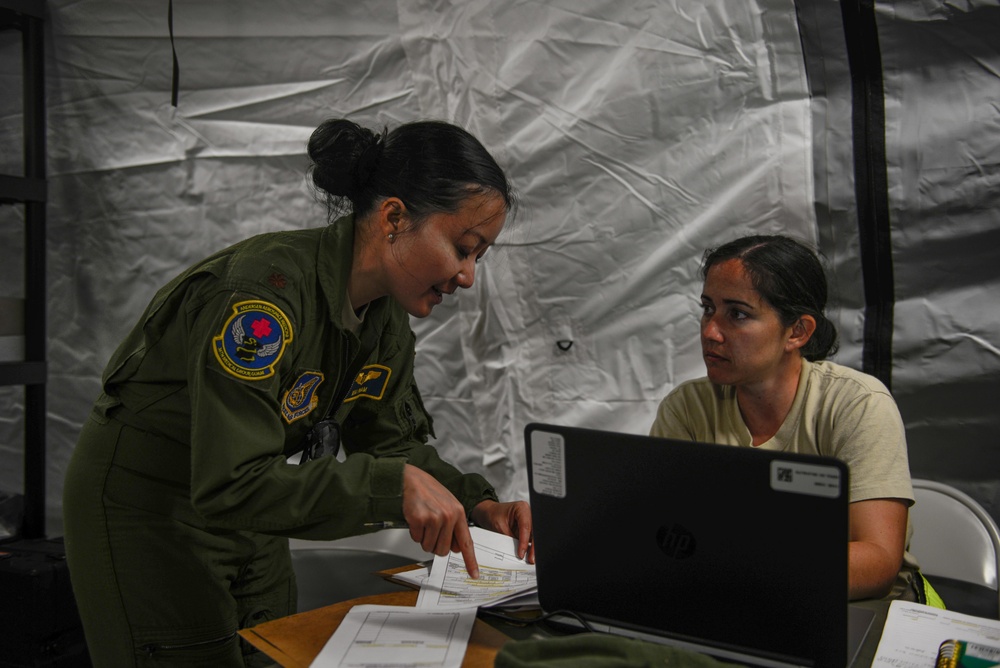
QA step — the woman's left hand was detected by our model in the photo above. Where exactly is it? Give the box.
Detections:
[470,499,535,564]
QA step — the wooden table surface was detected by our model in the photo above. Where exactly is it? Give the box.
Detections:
[241,563,889,666]
[239,588,513,667]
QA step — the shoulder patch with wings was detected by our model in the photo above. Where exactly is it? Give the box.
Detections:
[212,299,293,380]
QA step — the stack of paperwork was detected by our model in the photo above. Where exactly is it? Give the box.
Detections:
[872,600,1000,666]
[309,526,537,668]
[403,526,539,611]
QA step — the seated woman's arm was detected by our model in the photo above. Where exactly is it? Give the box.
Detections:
[848,498,908,600]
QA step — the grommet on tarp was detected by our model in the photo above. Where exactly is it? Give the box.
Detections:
[168,0,180,107]
[556,340,573,352]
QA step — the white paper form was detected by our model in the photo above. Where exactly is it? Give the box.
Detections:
[416,526,537,609]
[389,566,429,590]
[309,604,476,668]
[872,600,1000,667]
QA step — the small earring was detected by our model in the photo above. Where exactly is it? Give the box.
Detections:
[387,233,395,243]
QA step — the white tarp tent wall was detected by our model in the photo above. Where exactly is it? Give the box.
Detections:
[0,0,997,538]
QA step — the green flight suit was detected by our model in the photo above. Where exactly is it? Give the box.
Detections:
[63,217,498,667]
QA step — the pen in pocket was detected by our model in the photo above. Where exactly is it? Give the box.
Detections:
[363,521,410,529]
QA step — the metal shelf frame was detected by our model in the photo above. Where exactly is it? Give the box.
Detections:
[1,0,48,539]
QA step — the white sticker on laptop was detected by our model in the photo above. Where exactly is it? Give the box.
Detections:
[530,430,566,498]
[770,460,842,498]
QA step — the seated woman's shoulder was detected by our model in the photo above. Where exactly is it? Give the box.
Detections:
[809,359,892,396]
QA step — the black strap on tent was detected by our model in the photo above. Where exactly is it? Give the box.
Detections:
[839,0,894,390]
[168,0,179,107]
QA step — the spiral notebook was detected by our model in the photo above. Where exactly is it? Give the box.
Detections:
[524,422,875,668]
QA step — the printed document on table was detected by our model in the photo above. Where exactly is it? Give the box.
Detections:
[872,600,1000,667]
[416,526,537,609]
[309,604,476,668]
[387,566,429,590]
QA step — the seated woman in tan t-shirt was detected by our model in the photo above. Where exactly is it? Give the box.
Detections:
[651,234,922,601]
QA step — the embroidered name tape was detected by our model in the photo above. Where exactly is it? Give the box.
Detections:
[344,364,391,402]
[282,371,324,423]
[212,300,293,380]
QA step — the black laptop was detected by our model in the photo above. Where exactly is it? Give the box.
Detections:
[524,422,875,668]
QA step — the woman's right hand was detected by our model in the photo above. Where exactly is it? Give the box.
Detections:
[401,464,480,578]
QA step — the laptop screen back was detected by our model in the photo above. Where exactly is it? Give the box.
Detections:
[525,422,850,668]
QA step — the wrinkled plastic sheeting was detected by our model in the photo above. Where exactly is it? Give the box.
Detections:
[0,0,816,525]
[401,0,817,501]
[874,2,1000,510]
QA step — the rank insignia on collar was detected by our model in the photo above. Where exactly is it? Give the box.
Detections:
[344,364,391,402]
[212,300,293,380]
[282,371,324,423]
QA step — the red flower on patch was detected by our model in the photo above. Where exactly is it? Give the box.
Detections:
[268,273,287,289]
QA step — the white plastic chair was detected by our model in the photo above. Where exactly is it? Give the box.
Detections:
[909,479,1000,618]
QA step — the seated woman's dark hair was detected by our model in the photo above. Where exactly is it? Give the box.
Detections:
[306,118,516,224]
[701,235,839,361]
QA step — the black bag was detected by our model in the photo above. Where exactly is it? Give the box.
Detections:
[0,537,91,667]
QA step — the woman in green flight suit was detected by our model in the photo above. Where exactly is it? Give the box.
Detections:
[63,118,533,667]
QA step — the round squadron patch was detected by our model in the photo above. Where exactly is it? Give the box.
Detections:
[212,300,293,381]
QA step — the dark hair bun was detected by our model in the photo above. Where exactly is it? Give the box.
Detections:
[306,117,515,224]
[307,119,382,201]
[803,314,839,362]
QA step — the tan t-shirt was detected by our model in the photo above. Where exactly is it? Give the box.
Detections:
[650,359,920,592]
[650,359,913,505]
